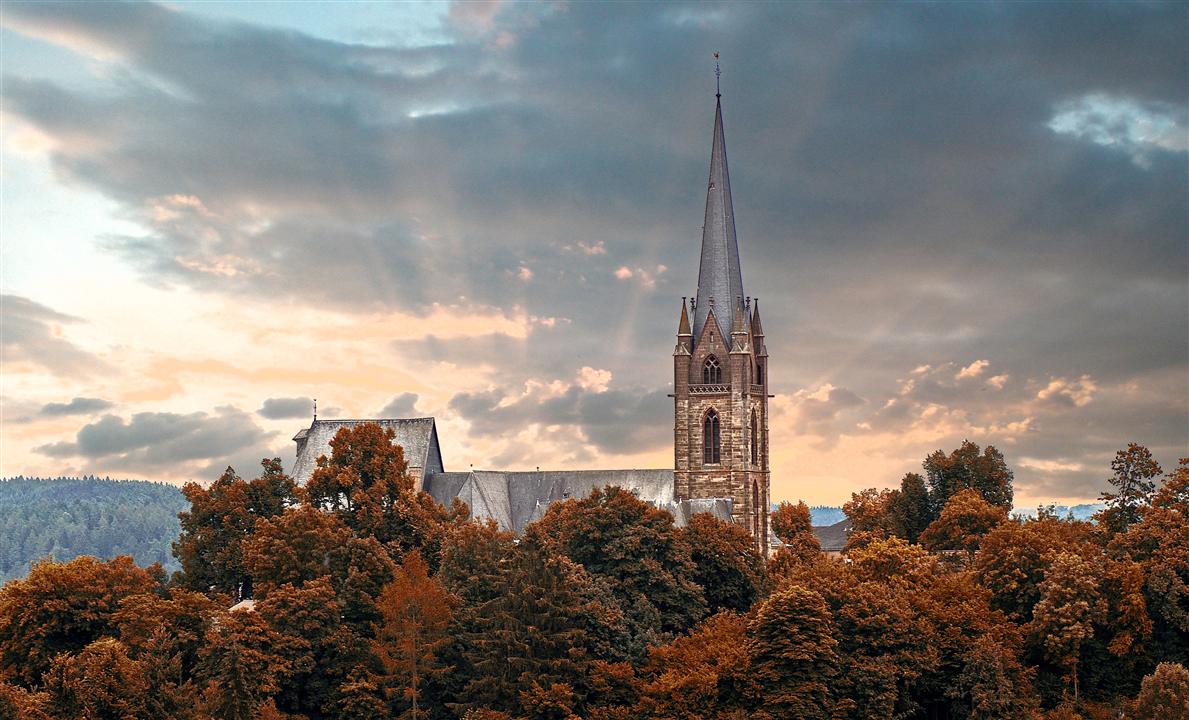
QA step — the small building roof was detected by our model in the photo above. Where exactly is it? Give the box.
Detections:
[291,417,443,485]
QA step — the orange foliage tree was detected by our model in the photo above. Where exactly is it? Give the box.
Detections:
[373,550,458,720]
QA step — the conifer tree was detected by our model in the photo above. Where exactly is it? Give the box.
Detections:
[455,530,629,717]
[199,609,288,720]
[373,550,458,720]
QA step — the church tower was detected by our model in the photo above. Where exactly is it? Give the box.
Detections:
[674,79,770,555]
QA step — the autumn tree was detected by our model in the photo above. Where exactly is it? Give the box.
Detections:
[1097,443,1162,536]
[532,486,707,645]
[636,611,753,720]
[173,459,297,596]
[747,585,839,719]
[924,440,1014,516]
[242,504,396,626]
[42,637,148,719]
[1132,662,1189,720]
[304,423,454,556]
[770,500,822,565]
[948,634,1040,720]
[437,519,517,606]
[842,488,900,550]
[0,555,159,687]
[681,512,768,613]
[920,488,1009,556]
[1031,551,1102,703]
[974,515,1096,622]
[373,550,458,720]
[0,682,49,720]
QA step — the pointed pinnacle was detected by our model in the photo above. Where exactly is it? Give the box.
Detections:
[678,298,692,336]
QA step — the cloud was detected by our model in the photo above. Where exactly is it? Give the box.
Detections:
[35,406,277,476]
[1037,375,1098,408]
[257,396,314,420]
[2,2,1186,501]
[378,392,420,417]
[956,359,990,380]
[39,397,114,417]
[0,295,110,377]
[1049,93,1187,166]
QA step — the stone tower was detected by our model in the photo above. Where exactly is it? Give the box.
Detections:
[673,87,771,555]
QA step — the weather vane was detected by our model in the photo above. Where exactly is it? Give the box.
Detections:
[714,52,721,97]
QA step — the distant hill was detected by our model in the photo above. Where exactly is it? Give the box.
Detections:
[0,476,187,584]
[1014,503,1104,521]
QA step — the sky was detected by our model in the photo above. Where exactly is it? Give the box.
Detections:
[1,1,1186,507]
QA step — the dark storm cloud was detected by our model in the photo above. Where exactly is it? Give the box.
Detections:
[257,396,314,420]
[449,385,671,455]
[0,295,110,377]
[35,407,277,474]
[40,397,114,417]
[4,1,1185,499]
[378,392,420,418]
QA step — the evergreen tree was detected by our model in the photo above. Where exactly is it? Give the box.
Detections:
[888,473,931,543]
[373,550,458,720]
[455,530,629,717]
[199,609,288,720]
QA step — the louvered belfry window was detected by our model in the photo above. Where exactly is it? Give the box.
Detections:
[703,410,721,464]
[703,356,722,384]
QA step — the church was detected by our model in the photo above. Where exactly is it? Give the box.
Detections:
[292,86,772,554]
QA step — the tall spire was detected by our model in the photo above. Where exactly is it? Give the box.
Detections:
[692,64,744,344]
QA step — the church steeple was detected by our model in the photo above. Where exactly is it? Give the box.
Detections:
[674,65,770,556]
[692,88,744,345]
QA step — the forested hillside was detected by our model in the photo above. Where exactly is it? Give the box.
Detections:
[0,477,186,583]
[1,428,1185,720]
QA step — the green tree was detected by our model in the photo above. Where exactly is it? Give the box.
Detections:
[1097,443,1162,536]
[681,512,767,614]
[948,634,1040,720]
[747,585,839,719]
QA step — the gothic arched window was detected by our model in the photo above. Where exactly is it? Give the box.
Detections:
[703,409,721,464]
[750,408,758,465]
[703,356,722,384]
[756,363,763,385]
[752,480,761,537]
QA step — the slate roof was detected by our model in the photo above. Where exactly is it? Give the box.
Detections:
[693,94,745,344]
[291,418,443,486]
[812,518,852,552]
[424,469,732,533]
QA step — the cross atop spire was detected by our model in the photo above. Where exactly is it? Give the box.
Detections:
[692,82,744,344]
[714,52,721,98]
